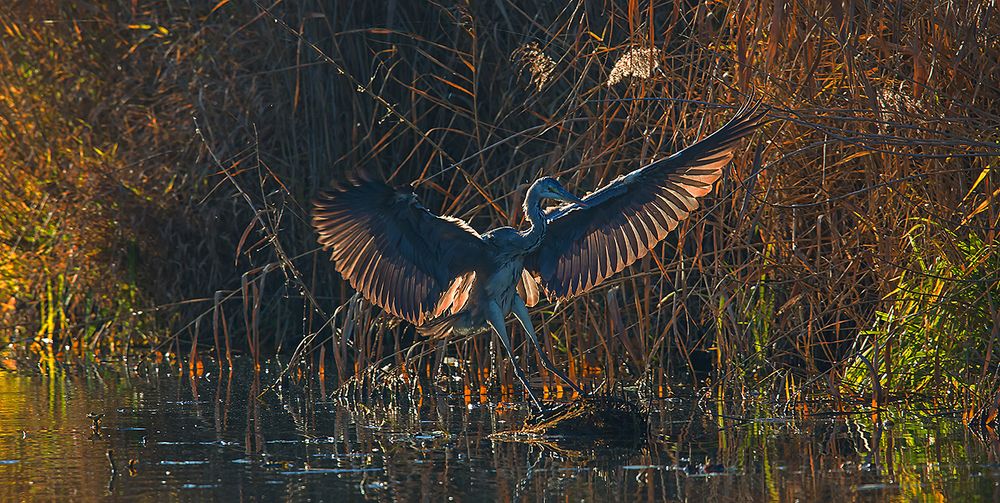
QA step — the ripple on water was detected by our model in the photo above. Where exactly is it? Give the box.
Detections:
[180,483,220,489]
[278,467,384,475]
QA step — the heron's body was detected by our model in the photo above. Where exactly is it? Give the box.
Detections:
[476,240,521,317]
[482,227,531,298]
[427,197,551,337]
[313,98,768,409]
[434,239,522,337]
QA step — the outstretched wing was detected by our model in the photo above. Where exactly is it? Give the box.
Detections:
[312,173,487,325]
[526,97,767,300]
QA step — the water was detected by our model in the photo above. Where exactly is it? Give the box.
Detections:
[1,361,998,501]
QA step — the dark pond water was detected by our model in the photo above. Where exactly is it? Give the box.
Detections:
[2,359,999,502]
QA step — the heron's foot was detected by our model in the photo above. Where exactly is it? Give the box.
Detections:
[526,392,545,413]
[559,379,589,400]
[526,401,571,424]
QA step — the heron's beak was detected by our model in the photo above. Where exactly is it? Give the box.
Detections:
[555,186,587,207]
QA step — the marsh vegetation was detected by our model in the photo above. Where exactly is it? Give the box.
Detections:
[1,0,999,458]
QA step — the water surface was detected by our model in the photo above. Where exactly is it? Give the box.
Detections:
[1,361,998,501]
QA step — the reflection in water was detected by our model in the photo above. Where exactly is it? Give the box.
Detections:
[0,360,999,501]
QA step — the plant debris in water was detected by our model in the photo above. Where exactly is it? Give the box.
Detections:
[494,396,647,439]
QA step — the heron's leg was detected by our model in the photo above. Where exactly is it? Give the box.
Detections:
[511,295,586,397]
[484,301,543,411]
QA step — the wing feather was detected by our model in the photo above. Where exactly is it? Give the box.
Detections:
[313,174,486,325]
[622,219,639,263]
[580,233,595,290]
[647,203,672,236]
[604,231,618,277]
[526,97,767,300]
[516,270,540,308]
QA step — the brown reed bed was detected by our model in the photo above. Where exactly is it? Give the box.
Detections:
[1,1,998,417]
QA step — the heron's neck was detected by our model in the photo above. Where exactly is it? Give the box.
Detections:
[521,187,547,249]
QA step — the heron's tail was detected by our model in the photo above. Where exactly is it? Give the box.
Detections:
[417,311,488,340]
[417,316,454,340]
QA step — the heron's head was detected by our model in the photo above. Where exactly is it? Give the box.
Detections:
[532,177,586,206]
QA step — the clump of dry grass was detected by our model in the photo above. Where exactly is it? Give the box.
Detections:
[513,42,557,91]
[606,47,661,86]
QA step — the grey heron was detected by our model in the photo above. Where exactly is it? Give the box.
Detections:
[313,98,767,410]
